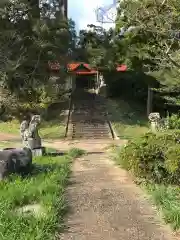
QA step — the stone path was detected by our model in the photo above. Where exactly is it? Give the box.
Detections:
[59,148,177,240]
[0,133,20,141]
[44,139,126,152]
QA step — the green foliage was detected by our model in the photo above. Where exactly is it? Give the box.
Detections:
[116,0,180,70]
[144,183,180,230]
[167,114,180,129]
[0,0,76,116]
[67,148,86,158]
[165,144,180,177]
[77,25,116,68]
[117,131,180,183]
[0,153,72,240]
[115,0,180,108]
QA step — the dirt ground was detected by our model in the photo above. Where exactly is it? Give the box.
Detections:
[0,133,20,141]
[44,139,127,153]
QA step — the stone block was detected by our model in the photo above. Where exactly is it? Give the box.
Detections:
[32,147,46,157]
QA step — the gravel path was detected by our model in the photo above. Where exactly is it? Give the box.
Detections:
[60,152,177,240]
[0,133,19,141]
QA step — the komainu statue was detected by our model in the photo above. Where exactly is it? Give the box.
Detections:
[28,115,42,150]
[20,115,42,150]
[148,112,161,132]
[20,115,31,147]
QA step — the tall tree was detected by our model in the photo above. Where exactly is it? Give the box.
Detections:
[29,0,40,18]
[77,25,116,69]
[115,0,180,108]
[0,0,74,116]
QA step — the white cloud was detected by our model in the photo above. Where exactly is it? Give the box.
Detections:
[69,0,116,31]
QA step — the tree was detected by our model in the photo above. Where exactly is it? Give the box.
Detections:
[115,0,180,110]
[76,25,116,69]
[0,0,75,117]
[29,0,40,18]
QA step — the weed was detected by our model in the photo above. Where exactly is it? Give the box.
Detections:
[0,120,65,139]
[106,98,149,140]
[68,148,86,158]
[0,153,72,240]
[144,183,180,230]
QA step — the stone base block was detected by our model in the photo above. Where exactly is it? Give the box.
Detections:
[32,147,46,157]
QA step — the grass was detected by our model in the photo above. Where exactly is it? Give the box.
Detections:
[67,148,86,158]
[0,141,21,149]
[0,148,84,240]
[0,120,19,135]
[40,120,66,139]
[0,119,66,139]
[0,99,70,139]
[107,98,149,140]
[112,145,180,231]
[143,183,180,230]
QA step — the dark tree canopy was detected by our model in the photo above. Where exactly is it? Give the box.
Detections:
[0,0,76,116]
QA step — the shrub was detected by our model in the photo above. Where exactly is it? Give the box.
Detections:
[117,131,180,183]
[165,145,180,183]
[167,114,180,129]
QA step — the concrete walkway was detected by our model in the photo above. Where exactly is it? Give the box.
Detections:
[60,151,177,240]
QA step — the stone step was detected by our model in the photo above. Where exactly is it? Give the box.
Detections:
[67,92,111,139]
[73,128,109,131]
[72,135,110,139]
[73,127,109,130]
[73,130,110,133]
[73,134,110,137]
[72,130,111,135]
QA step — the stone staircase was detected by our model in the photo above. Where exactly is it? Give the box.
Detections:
[68,90,112,139]
[71,118,111,139]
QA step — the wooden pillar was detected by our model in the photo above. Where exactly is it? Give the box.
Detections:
[147,85,153,117]
[96,70,99,94]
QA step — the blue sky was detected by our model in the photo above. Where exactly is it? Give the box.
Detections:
[68,0,116,31]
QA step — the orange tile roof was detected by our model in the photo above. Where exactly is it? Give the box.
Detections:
[82,63,91,70]
[48,61,127,73]
[67,63,80,71]
[116,64,127,72]
[75,70,97,75]
[67,62,93,71]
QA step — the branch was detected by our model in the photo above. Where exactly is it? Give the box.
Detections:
[161,0,167,6]
[167,54,180,68]
[26,50,42,85]
[165,38,175,54]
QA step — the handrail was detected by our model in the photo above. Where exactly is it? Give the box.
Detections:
[64,92,73,137]
[105,111,115,139]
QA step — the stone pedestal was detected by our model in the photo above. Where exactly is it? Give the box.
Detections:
[28,138,41,150]
[150,121,158,132]
[32,147,46,157]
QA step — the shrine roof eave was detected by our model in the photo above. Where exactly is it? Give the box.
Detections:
[68,70,97,75]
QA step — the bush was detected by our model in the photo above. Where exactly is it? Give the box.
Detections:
[165,145,180,183]
[167,114,180,129]
[117,131,180,183]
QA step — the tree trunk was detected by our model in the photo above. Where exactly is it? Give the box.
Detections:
[29,0,40,19]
